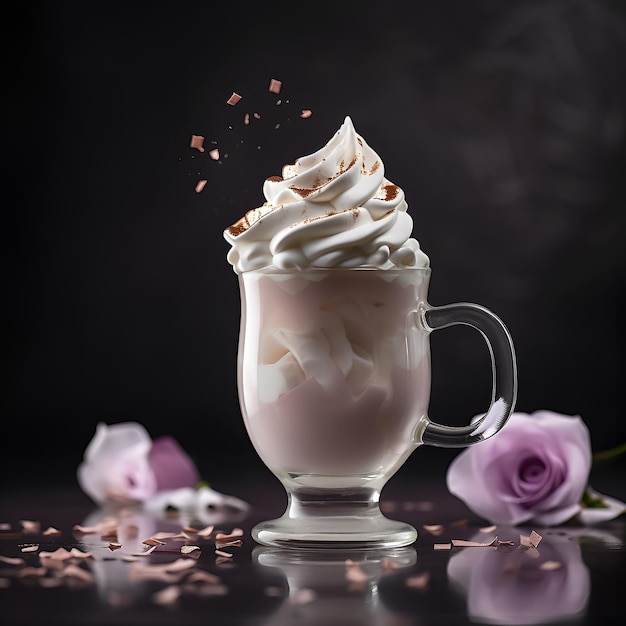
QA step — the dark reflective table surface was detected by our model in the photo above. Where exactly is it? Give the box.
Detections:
[1,472,624,626]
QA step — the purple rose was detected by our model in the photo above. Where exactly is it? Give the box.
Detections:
[77,422,200,505]
[446,411,592,526]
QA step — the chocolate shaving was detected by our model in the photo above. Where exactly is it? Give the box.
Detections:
[227,92,242,106]
[422,524,444,536]
[20,545,39,553]
[268,79,282,94]
[520,530,543,548]
[143,538,166,546]
[214,549,233,558]
[196,525,214,538]
[434,543,452,550]
[190,135,205,152]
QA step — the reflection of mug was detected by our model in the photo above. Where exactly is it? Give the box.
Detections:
[253,546,416,626]
[236,267,517,548]
[448,531,590,625]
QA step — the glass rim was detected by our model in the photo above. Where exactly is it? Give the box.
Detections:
[238,265,432,275]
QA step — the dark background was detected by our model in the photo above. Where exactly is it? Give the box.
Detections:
[4,0,624,498]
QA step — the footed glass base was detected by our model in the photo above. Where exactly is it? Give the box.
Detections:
[252,484,417,549]
[252,515,417,550]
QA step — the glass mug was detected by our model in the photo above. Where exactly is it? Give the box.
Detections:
[235,267,517,549]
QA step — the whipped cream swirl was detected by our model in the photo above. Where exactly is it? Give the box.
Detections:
[224,116,429,273]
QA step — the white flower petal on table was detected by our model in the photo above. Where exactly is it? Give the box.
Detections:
[578,487,626,525]
[143,486,249,518]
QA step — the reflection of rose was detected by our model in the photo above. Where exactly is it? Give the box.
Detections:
[447,411,591,526]
[448,531,590,625]
[77,422,200,505]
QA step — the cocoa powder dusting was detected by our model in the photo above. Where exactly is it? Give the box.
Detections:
[382,184,398,201]
[226,213,253,236]
[368,160,381,175]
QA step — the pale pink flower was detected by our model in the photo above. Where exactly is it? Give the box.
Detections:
[77,422,199,505]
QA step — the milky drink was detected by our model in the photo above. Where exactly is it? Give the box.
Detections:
[238,268,430,486]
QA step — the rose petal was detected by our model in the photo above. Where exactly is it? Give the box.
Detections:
[447,443,533,525]
[149,436,200,492]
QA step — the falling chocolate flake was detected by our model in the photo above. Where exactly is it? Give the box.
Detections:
[268,78,282,94]
[540,560,563,571]
[190,135,205,152]
[108,542,123,551]
[300,109,312,118]
[181,545,200,554]
[227,92,242,106]
[42,527,62,537]
[195,179,207,193]
[434,543,452,550]
[209,148,220,161]
[422,524,444,536]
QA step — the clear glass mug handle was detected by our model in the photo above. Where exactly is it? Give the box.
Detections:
[417,303,517,447]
